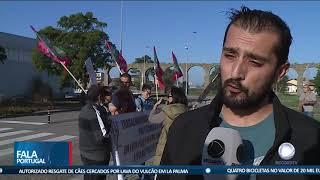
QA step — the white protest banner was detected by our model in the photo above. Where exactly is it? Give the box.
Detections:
[84,57,97,85]
[110,111,162,165]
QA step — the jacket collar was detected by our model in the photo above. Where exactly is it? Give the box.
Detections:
[207,90,223,129]
[207,91,292,162]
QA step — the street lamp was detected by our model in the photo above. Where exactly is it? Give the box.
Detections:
[184,31,197,96]
[141,46,150,90]
[185,45,189,96]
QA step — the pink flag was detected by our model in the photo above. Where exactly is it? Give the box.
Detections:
[104,39,128,73]
[172,51,183,81]
[153,46,165,90]
[31,25,71,66]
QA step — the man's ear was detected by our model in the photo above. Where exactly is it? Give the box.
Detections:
[276,62,290,82]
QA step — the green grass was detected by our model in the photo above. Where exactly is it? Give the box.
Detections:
[277,93,320,122]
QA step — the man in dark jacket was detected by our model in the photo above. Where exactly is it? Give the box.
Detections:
[159,6,320,180]
[109,73,136,115]
[79,85,111,180]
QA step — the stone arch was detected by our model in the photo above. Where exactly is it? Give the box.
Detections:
[290,63,319,94]
[127,68,142,90]
[145,67,155,84]
[303,67,317,81]
[188,65,206,89]
[286,68,299,94]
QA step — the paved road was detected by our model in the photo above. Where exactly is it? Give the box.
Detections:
[0,111,142,180]
[0,99,210,180]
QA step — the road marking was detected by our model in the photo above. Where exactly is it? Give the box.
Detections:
[44,135,77,142]
[0,133,53,146]
[0,120,46,125]
[0,128,13,132]
[0,148,13,157]
[0,130,32,138]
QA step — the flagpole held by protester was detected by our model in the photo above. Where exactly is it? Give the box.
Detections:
[154,63,159,101]
[176,74,178,87]
[60,62,86,93]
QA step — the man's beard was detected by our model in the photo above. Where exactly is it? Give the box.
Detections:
[220,77,274,109]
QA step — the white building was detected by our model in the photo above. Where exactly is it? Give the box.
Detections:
[0,32,61,99]
[286,79,317,95]
[286,79,298,94]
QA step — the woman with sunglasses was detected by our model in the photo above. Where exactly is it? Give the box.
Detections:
[148,86,188,165]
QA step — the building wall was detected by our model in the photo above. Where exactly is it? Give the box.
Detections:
[287,85,297,94]
[0,32,61,98]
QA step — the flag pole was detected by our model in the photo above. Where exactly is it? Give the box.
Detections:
[176,74,178,87]
[141,55,146,91]
[114,60,123,75]
[155,80,159,101]
[120,0,123,53]
[60,62,87,94]
[154,71,159,101]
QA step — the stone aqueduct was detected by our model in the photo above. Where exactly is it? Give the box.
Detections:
[104,63,319,93]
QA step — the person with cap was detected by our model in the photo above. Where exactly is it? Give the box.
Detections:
[299,83,317,117]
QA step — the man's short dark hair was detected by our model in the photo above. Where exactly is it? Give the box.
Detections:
[120,73,131,80]
[100,86,112,97]
[142,84,152,91]
[223,6,292,66]
[87,85,100,103]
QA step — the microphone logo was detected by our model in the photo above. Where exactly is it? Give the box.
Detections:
[207,139,225,158]
[278,142,295,160]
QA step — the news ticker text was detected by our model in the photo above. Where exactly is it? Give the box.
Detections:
[1,166,320,175]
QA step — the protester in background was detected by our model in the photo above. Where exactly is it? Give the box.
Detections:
[78,85,111,180]
[99,86,112,114]
[299,83,317,117]
[148,86,188,165]
[109,73,136,115]
[135,84,154,112]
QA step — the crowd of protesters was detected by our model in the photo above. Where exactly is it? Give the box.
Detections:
[78,72,188,180]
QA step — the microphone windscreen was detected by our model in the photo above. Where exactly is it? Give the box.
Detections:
[202,127,242,165]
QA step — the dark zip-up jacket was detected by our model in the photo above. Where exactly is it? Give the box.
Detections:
[159,92,320,180]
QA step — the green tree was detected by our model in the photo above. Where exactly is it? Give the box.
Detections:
[0,46,7,64]
[32,12,114,88]
[133,55,154,64]
[163,68,175,92]
[314,65,320,95]
[274,75,289,93]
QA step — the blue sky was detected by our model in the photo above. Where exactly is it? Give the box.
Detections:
[1,1,319,85]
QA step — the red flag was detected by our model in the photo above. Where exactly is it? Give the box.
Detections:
[153,46,165,90]
[30,26,71,66]
[104,39,128,73]
[172,51,183,81]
